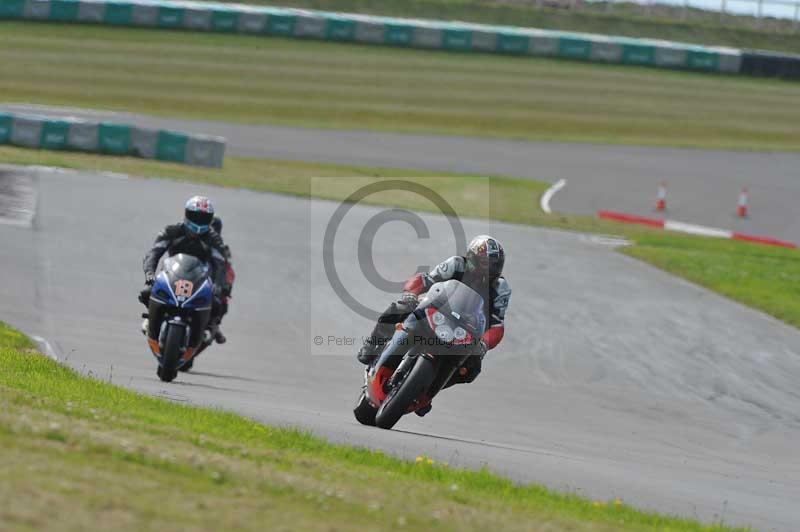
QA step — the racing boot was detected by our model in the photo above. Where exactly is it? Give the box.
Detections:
[415,403,432,417]
[209,319,227,344]
[357,320,396,365]
[356,340,381,365]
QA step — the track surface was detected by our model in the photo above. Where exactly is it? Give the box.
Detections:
[1,166,799,531]
[3,103,800,243]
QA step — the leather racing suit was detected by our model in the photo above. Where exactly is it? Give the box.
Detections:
[141,222,231,321]
[364,255,511,385]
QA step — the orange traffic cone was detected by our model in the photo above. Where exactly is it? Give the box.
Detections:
[737,187,748,218]
[655,181,667,211]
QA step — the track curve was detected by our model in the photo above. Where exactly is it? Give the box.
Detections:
[3,103,800,243]
[1,165,799,530]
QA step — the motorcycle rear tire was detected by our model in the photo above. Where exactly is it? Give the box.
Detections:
[157,324,183,382]
[375,356,436,430]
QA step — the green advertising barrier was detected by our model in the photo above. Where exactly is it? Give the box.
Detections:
[104,2,132,25]
[559,37,592,60]
[0,0,25,18]
[0,114,13,144]
[210,8,238,32]
[267,13,295,36]
[157,4,183,27]
[622,43,656,66]
[384,24,414,46]
[49,0,79,21]
[155,130,188,163]
[294,14,326,39]
[98,123,130,155]
[325,17,355,41]
[66,121,99,151]
[688,50,719,71]
[78,1,105,23]
[0,113,222,166]
[40,120,70,150]
[442,29,471,51]
[2,0,754,77]
[590,40,622,63]
[496,33,529,54]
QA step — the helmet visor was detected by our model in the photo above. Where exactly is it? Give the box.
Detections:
[467,253,503,280]
[467,255,490,275]
[185,209,213,234]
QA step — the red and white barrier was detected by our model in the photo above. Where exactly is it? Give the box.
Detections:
[597,210,796,249]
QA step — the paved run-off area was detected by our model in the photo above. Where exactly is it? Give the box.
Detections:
[1,167,799,530]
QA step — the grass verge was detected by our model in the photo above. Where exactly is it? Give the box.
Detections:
[624,234,800,327]
[0,321,745,531]
[3,144,800,333]
[2,22,800,151]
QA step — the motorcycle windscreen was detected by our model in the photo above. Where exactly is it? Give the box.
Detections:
[161,254,209,284]
[419,280,486,337]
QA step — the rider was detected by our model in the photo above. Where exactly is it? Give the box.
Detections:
[211,216,236,324]
[139,196,231,344]
[357,235,511,414]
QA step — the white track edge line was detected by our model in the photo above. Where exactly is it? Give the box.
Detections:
[664,220,733,239]
[30,335,59,361]
[540,179,566,214]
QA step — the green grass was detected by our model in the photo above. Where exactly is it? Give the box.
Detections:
[0,322,745,531]
[5,144,800,335]
[624,234,800,326]
[3,22,800,150]
[231,0,800,54]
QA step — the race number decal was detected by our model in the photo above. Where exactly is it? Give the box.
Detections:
[175,279,194,297]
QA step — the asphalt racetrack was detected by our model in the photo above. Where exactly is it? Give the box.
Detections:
[1,166,800,531]
[3,103,800,243]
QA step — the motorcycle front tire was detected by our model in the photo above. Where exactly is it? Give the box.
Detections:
[375,356,436,430]
[157,324,183,382]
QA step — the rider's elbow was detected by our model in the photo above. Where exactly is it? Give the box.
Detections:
[482,325,504,350]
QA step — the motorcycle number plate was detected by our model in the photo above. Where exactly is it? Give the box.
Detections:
[175,279,194,298]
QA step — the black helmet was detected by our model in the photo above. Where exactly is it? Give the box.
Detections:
[184,195,214,235]
[465,235,504,281]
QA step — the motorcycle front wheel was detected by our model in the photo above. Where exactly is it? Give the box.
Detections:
[157,324,184,382]
[375,356,436,430]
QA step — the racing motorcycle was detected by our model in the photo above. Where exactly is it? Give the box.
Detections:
[142,254,215,382]
[354,279,487,429]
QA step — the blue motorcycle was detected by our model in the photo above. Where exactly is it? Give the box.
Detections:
[143,254,215,382]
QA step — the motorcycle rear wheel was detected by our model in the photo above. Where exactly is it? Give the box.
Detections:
[157,324,183,382]
[375,356,436,430]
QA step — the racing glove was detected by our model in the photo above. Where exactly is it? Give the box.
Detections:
[400,292,418,307]
[144,271,155,286]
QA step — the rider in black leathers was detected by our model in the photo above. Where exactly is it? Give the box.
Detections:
[139,196,231,343]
